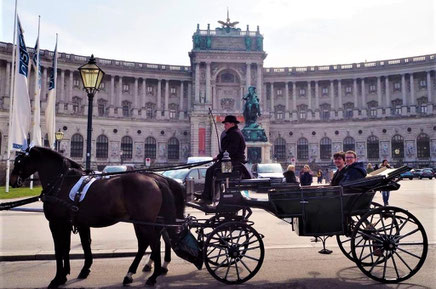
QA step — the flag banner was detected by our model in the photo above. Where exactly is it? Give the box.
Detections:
[45,37,57,149]
[31,33,42,146]
[10,16,31,151]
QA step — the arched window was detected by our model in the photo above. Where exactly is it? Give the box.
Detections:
[391,134,404,159]
[70,134,83,158]
[274,137,286,161]
[145,136,156,159]
[96,135,108,159]
[367,135,379,160]
[343,136,355,152]
[417,133,430,159]
[320,137,332,160]
[121,136,133,160]
[297,137,308,160]
[168,137,179,160]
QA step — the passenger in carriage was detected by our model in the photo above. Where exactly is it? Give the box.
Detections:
[283,164,298,184]
[340,150,367,184]
[196,115,250,205]
[331,151,346,186]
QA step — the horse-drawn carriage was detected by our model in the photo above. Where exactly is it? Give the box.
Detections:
[8,147,427,287]
[182,165,428,284]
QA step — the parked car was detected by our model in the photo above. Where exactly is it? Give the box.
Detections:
[412,169,423,178]
[186,156,213,166]
[251,163,284,182]
[419,168,434,180]
[399,170,414,180]
[162,166,208,195]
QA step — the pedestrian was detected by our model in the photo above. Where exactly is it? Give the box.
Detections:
[300,164,313,186]
[380,159,391,206]
[317,169,323,184]
[283,164,298,183]
[331,152,346,186]
[367,163,374,174]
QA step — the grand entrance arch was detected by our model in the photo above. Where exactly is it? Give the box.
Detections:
[213,68,243,112]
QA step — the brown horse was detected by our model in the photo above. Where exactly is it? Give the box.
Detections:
[10,146,185,288]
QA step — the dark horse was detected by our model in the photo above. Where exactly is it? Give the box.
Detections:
[9,146,185,288]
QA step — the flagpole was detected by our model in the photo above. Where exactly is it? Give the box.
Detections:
[5,0,18,193]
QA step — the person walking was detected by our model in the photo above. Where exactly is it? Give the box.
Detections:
[380,159,391,206]
[283,164,298,184]
[300,164,313,186]
[367,163,374,174]
[317,169,323,184]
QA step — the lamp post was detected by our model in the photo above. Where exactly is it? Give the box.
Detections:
[78,55,105,171]
[55,129,64,152]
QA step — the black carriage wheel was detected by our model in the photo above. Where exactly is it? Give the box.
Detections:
[203,222,264,284]
[351,206,428,283]
[336,202,383,264]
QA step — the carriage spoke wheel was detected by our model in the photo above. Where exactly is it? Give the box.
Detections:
[204,222,264,284]
[337,202,383,264]
[351,206,428,283]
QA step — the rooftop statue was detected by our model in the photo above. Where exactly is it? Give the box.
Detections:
[217,8,239,33]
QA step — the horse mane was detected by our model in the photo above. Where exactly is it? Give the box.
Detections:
[32,146,83,170]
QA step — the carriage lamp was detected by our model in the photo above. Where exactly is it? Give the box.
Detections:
[221,150,232,173]
[55,129,64,152]
[78,55,105,170]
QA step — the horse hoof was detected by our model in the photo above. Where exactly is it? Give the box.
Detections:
[47,276,67,289]
[123,276,133,286]
[142,264,152,272]
[145,278,156,287]
[161,267,168,275]
[78,268,90,279]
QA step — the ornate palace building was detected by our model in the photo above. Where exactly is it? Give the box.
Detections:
[0,20,435,171]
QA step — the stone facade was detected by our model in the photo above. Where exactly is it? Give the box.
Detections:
[0,23,435,170]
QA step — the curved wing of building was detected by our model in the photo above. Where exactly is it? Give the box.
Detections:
[0,22,434,172]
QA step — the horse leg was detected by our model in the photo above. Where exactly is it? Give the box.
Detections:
[145,233,163,286]
[77,226,92,279]
[47,221,70,289]
[123,226,148,285]
[161,230,171,274]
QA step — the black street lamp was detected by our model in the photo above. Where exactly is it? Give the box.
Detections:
[55,129,64,152]
[78,55,105,171]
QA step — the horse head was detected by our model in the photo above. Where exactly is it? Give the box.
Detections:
[10,149,36,188]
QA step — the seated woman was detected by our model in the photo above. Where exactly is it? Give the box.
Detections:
[283,164,298,184]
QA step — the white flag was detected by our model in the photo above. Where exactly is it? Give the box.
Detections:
[31,23,42,146]
[9,16,31,151]
[45,35,57,149]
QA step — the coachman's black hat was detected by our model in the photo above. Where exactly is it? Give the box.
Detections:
[222,115,240,124]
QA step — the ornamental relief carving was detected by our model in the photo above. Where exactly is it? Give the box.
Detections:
[221,98,235,110]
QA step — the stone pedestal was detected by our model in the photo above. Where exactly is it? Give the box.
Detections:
[246,141,272,164]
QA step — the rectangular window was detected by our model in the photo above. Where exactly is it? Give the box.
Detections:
[170,87,176,94]
[419,104,427,114]
[147,86,153,92]
[73,79,80,87]
[321,110,330,120]
[370,108,377,117]
[299,88,306,96]
[299,111,306,120]
[123,105,130,117]
[395,106,402,115]
[345,109,353,119]
[394,82,401,91]
[345,86,352,93]
[322,87,329,95]
[123,84,129,92]
[276,111,284,119]
[419,80,427,88]
[99,82,105,90]
[169,110,176,119]
[98,104,105,116]
[369,84,376,92]
[276,89,282,96]
[146,107,153,118]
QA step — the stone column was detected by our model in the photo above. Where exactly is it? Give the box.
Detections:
[179,81,184,119]
[330,80,334,109]
[401,74,407,105]
[338,80,343,119]
[410,74,415,105]
[42,67,47,101]
[427,71,432,104]
[353,79,358,107]
[206,62,211,103]
[377,76,383,116]
[385,76,391,116]
[195,63,200,103]
[270,82,275,118]
[5,62,11,99]
[142,78,146,107]
[60,70,65,103]
[187,82,192,111]
[68,70,73,112]
[256,63,262,101]
[157,79,162,119]
[285,82,289,120]
[361,78,367,117]
[246,63,251,90]
[109,75,115,116]
[118,76,122,107]
[307,81,312,110]
[262,82,267,112]
[132,77,138,116]
[315,81,319,109]
[164,80,169,118]
[292,82,297,120]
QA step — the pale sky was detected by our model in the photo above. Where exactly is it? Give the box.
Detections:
[1,0,435,67]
